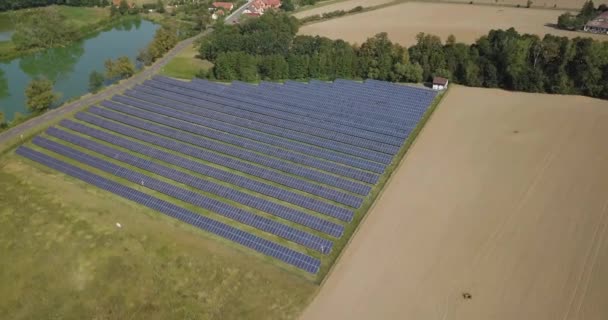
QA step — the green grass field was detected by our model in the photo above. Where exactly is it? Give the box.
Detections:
[0,80,443,318]
[160,44,213,80]
[0,151,316,319]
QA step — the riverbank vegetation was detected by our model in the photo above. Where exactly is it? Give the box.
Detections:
[0,6,111,60]
[25,78,60,113]
[196,12,608,99]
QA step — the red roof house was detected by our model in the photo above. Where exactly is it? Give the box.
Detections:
[212,2,234,11]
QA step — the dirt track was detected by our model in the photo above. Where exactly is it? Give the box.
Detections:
[299,2,607,46]
[301,86,608,320]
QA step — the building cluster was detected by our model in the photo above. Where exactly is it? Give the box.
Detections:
[243,0,282,17]
[584,11,608,34]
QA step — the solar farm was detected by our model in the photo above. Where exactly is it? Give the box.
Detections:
[15,76,437,275]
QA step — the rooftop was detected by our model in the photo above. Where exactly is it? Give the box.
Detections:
[586,11,608,29]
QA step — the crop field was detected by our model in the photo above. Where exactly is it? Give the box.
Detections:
[299,2,606,46]
[302,85,608,320]
[1,76,438,317]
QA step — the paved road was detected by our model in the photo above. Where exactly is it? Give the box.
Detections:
[0,1,253,148]
[225,0,254,24]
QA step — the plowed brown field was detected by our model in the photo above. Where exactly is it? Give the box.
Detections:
[301,86,608,320]
[299,2,607,46]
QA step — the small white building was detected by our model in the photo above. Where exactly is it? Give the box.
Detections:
[432,77,449,90]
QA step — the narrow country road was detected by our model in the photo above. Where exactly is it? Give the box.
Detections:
[0,0,253,148]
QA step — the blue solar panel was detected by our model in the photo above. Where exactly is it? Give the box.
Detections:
[16,77,438,273]
[32,136,334,253]
[44,127,345,238]
[74,112,366,209]
[16,146,321,274]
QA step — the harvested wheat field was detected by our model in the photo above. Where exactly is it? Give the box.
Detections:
[293,0,394,18]
[299,2,607,46]
[300,86,608,320]
[443,0,589,10]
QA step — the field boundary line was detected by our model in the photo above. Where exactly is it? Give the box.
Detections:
[306,86,450,292]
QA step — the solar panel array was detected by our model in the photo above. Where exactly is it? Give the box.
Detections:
[17,76,437,274]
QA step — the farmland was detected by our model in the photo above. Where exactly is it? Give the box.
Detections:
[299,2,607,46]
[302,85,608,320]
[0,76,439,318]
[293,0,394,18]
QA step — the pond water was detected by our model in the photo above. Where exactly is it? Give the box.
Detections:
[0,18,159,122]
[0,15,13,41]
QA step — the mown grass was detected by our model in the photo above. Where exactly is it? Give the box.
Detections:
[160,44,213,80]
[0,151,316,319]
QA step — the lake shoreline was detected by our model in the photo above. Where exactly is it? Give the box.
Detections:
[0,14,144,62]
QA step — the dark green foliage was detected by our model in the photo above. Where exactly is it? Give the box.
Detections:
[195,12,608,100]
[88,70,105,93]
[11,7,78,51]
[25,78,59,113]
[282,0,295,11]
[119,0,129,15]
[105,56,136,79]
[0,0,108,11]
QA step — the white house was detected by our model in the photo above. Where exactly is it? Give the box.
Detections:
[432,77,449,90]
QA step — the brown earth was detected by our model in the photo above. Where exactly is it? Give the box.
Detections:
[299,2,607,46]
[293,0,395,18]
[300,85,608,320]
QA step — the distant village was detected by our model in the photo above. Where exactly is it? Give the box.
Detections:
[210,0,281,20]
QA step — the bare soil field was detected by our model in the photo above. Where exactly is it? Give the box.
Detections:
[443,0,588,9]
[301,86,608,320]
[299,2,607,46]
[293,0,395,18]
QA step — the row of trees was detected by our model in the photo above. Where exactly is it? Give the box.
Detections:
[0,0,110,11]
[198,12,608,99]
[557,0,608,31]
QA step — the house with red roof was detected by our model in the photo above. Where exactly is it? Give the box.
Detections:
[245,0,281,16]
[212,2,234,11]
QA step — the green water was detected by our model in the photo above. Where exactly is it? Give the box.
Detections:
[0,14,13,41]
[0,18,159,122]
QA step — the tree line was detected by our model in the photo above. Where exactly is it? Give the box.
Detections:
[0,0,110,12]
[197,12,608,99]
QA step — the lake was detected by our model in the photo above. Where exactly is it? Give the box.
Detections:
[0,18,159,122]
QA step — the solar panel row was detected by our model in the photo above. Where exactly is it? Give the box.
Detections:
[75,112,365,209]
[91,103,373,195]
[127,85,405,149]
[106,96,381,183]
[144,80,402,158]
[59,119,354,222]
[127,87,391,169]
[33,136,334,254]
[149,77,408,139]
[45,127,345,238]
[16,146,321,274]
[184,77,423,131]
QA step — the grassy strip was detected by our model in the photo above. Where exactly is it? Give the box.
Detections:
[313,87,448,283]
[160,44,213,80]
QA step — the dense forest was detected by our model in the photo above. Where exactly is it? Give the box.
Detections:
[0,0,110,11]
[198,12,608,99]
